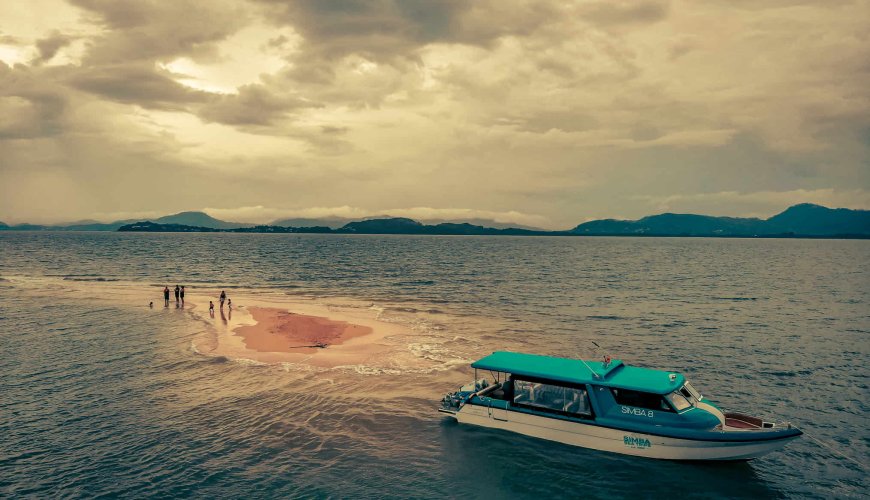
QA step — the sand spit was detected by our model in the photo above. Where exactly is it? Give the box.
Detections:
[236,307,373,353]
[1,276,483,372]
[187,292,412,367]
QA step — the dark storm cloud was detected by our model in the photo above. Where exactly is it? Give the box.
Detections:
[69,0,248,63]
[35,31,75,64]
[67,63,211,110]
[0,63,68,139]
[198,83,321,126]
[256,0,560,83]
[321,125,349,135]
[579,0,670,26]
[257,0,468,60]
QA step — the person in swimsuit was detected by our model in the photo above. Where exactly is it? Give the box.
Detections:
[163,286,170,307]
[174,285,180,304]
[180,286,185,306]
[209,301,214,316]
[227,298,232,310]
[219,290,226,309]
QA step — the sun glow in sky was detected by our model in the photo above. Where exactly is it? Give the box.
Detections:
[0,0,868,227]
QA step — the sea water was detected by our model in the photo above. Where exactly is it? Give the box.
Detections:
[0,232,867,498]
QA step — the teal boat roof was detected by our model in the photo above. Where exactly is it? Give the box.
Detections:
[471,351,684,395]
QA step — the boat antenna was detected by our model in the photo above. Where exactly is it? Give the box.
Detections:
[590,340,612,367]
[579,340,612,378]
[579,357,601,379]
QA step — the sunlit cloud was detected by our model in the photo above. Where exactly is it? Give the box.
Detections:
[0,45,31,66]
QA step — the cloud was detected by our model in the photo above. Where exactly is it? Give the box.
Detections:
[70,0,249,63]
[0,93,66,139]
[256,0,470,62]
[0,63,68,138]
[67,63,214,110]
[1,0,868,227]
[34,31,75,64]
[579,1,670,26]
[198,83,320,126]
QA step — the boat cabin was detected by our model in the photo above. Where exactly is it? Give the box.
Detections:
[440,351,802,460]
[461,351,715,428]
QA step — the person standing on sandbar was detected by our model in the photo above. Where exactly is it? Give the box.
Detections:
[180,286,185,307]
[174,285,180,305]
[163,286,170,307]
[219,290,226,309]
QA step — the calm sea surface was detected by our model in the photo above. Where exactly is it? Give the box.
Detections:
[0,232,867,498]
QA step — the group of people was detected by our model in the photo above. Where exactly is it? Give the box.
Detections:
[149,286,231,315]
[157,285,185,307]
[208,290,231,315]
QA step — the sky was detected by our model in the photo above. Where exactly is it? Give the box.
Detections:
[0,0,868,229]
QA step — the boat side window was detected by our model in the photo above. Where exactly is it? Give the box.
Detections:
[611,388,675,412]
[512,379,591,417]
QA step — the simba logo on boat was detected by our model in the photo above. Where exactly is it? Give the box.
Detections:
[624,436,652,449]
[621,406,654,418]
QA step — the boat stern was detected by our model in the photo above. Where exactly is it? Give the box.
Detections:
[439,378,490,416]
[439,391,464,415]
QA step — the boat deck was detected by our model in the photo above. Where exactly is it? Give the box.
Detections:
[724,412,770,430]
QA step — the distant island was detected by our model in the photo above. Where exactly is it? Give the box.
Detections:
[569,203,870,238]
[117,219,551,236]
[1,204,868,238]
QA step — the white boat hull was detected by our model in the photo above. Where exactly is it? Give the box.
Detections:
[454,404,798,461]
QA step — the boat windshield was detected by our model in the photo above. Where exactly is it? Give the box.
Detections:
[665,391,692,411]
[663,382,704,411]
[681,382,703,402]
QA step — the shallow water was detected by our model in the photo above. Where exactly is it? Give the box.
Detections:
[0,232,867,498]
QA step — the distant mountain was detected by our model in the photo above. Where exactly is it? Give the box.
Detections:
[118,221,221,232]
[7,204,869,238]
[268,216,542,231]
[270,217,354,229]
[118,217,550,236]
[571,204,869,237]
[59,220,137,231]
[766,203,870,235]
[155,211,252,229]
[339,217,550,235]
[0,219,136,231]
[4,223,49,230]
[341,217,425,233]
[418,218,543,231]
[119,221,331,233]
[0,211,247,231]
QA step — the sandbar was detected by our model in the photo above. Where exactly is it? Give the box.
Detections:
[235,307,373,354]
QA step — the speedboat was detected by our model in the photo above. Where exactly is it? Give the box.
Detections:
[439,351,801,460]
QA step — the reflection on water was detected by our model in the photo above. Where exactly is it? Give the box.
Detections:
[0,233,867,497]
[439,420,782,499]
